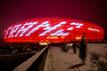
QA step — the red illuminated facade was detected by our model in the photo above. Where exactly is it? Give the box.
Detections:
[4,18,104,43]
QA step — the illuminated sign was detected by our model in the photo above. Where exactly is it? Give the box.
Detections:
[4,18,104,43]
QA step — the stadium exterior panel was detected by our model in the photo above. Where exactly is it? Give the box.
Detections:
[4,18,104,43]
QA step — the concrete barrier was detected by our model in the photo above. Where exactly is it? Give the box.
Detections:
[13,46,48,71]
[43,47,52,71]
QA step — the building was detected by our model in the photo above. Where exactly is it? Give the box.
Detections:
[3,18,104,44]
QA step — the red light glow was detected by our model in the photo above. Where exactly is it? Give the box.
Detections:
[4,18,104,43]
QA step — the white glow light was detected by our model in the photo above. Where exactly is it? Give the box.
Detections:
[26,21,49,36]
[70,22,83,28]
[9,24,22,38]
[51,29,69,36]
[6,21,85,38]
[19,22,37,37]
[39,21,66,36]
[67,27,74,30]
[88,27,100,32]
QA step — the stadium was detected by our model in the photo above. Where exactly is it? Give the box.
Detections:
[4,18,104,44]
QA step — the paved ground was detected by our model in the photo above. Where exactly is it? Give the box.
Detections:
[44,43,107,71]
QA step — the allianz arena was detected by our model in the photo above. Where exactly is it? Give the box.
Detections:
[3,18,104,43]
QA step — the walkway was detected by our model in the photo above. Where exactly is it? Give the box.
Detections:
[45,44,107,71]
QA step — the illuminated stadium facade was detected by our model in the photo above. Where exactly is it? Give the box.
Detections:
[4,18,104,43]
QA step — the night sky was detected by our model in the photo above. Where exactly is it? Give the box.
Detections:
[0,0,107,40]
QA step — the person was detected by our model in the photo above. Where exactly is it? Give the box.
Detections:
[79,33,87,64]
[72,42,77,53]
[62,43,69,53]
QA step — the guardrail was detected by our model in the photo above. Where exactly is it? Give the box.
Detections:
[13,46,48,71]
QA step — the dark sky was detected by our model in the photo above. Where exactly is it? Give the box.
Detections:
[0,0,107,40]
